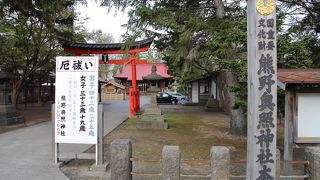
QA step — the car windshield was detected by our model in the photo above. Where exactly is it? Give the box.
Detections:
[173,93,182,96]
[163,93,169,97]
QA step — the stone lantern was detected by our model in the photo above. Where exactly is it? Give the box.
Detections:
[0,67,24,126]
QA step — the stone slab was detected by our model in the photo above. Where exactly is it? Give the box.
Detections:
[137,113,168,129]
[137,118,168,129]
[143,107,162,115]
[137,105,167,129]
[90,162,110,172]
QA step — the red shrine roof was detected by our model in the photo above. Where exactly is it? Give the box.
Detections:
[114,63,172,81]
[278,69,320,84]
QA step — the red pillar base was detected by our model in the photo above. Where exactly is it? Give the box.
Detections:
[130,88,140,116]
[129,88,134,117]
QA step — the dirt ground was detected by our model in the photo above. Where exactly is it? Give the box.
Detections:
[61,105,250,180]
[0,104,306,179]
[61,105,308,180]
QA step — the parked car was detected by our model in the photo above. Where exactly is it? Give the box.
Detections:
[167,92,189,101]
[156,92,178,104]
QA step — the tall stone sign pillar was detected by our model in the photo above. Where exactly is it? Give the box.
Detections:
[247,0,277,179]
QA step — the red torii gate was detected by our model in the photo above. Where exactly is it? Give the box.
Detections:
[59,38,153,116]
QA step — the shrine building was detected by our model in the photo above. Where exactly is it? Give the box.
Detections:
[114,63,172,93]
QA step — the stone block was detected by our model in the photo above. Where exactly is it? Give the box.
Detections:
[210,146,230,180]
[149,94,158,108]
[90,162,109,172]
[162,146,180,180]
[137,106,167,129]
[137,115,168,129]
[0,105,24,126]
[111,139,132,180]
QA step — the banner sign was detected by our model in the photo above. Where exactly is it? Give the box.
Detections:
[55,56,98,144]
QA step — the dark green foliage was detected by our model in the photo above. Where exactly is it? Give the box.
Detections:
[277,1,320,68]
[278,34,315,68]
[0,0,85,106]
[277,88,286,115]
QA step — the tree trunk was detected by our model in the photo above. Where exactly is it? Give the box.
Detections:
[12,86,19,108]
[212,1,241,116]
[11,80,23,109]
[217,71,238,114]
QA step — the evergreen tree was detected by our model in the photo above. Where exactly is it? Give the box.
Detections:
[278,0,320,67]
[100,0,319,112]
[0,0,85,107]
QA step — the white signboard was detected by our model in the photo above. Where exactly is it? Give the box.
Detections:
[297,93,320,142]
[55,56,98,144]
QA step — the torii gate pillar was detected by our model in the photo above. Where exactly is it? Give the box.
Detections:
[129,53,140,116]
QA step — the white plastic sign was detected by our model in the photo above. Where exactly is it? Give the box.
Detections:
[55,56,98,144]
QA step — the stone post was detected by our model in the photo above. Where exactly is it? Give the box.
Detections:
[305,147,320,180]
[162,145,180,180]
[230,108,247,135]
[150,93,158,108]
[210,146,230,180]
[111,139,132,180]
[247,0,277,178]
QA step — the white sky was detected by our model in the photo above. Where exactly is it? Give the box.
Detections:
[75,1,129,42]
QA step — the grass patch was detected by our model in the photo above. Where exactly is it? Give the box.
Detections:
[127,117,138,126]
[165,113,202,128]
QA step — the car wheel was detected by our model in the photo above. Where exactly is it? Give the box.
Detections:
[181,98,185,101]
[171,100,176,105]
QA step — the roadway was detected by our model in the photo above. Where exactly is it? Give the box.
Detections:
[0,96,150,180]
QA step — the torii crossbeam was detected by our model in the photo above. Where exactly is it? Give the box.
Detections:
[59,38,153,116]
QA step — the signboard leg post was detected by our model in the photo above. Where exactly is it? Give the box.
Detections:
[96,103,104,165]
[52,104,59,164]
